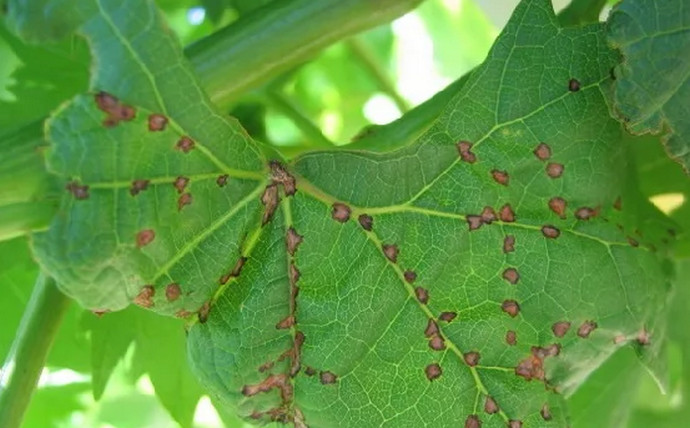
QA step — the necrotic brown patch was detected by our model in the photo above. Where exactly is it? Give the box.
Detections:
[503,235,515,253]
[546,163,564,178]
[286,227,303,256]
[95,91,136,126]
[637,328,650,345]
[484,396,499,414]
[136,229,155,248]
[331,203,351,222]
[575,206,598,220]
[548,197,567,219]
[481,206,497,224]
[465,414,481,428]
[176,136,195,153]
[628,237,639,247]
[133,285,155,308]
[429,334,446,351]
[491,169,509,186]
[175,309,192,318]
[541,403,552,420]
[425,319,439,337]
[276,315,295,330]
[439,311,457,322]
[358,214,373,231]
[177,193,192,211]
[534,143,551,161]
[198,300,211,323]
[148,113,168,131]
[506,330,517,345]
[463,351,480,367]
[509,420,523,428]
[552,321,571,338]
[261,184,279,225]
[501,300,520,317]
[577,320,598,338]
[541,225,560,239]
[130,179,150,196]
[456,141,477,163]
[569,78,581,92]
[165,283,181,301]
[216,174,229,187]
[383,244,398,263]
[425,363,442,381]
[502,268,520,284]
[304,367,317,376]
[499,204,515,222]
[467,215,483,231]
[404,270,417,283]
[66,181,89,200]
[614,197,622,211]
[415,287,429,304]
[320,371,337,385]
[173,176,189,194]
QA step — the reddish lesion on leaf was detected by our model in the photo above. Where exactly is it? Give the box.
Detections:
[95,91,136,127]
[66,180,89,200]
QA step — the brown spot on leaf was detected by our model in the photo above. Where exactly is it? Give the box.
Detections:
[331,203,351,222]
[136,229,155,248]
[577,320,597,338]
[175,309,193,318]
[463,351,480,367]
[541,403,552,421]
[383,244,398,263]
[258,361,275,373]
[66,181,89,200]
[499,204,515,222]
[130,179,150,196]
[509,420,523,428]
[415,287,429,304]
[532,344,561,359]
[320,371,337,385]
[467,215,484,231]
[425,319,439,337]
[503,235,515,253]
[506,330,517,345]
[404,270,417,283]
[491,169,509,186]
[429,334,446,351]
[290,263,300,286]
[165,283,181,301]
[173,176,189,194]
[269,161,297,196]
[502,268,520,285]
[569,78,581,92]
[177,193,192,211]
[548,197,567,219]
[546,163,564,178]
[242,374,292,401]
[613,334,626,344]
[614,197,622,211]
[516,354,544,381]
[358,214,373,231]
[484,396,499,414]
[276,315,295,330]
[425,363,442,381]
[628,237,639,247]
[637,328,650,345]
[261,184,279,225]
[304,366,317,376]
[481,206,497,224]
[216,174,228,187]
[542,225,560,239]
[502,300,520,317]
[439,311,457,322]
[575,206,598,220]
[534,143,551,161]
[286,227,303,256]
[198,300,211,323]
[176,136,195,153]
[95,91,135,126]
[457,140,477,163]
[465,414,481,428]
[148,113,168,131]
[552,321,571,338]
[133,285,155,308]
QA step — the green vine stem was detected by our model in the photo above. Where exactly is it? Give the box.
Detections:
[264,91,334,148]
[0,274,71,428]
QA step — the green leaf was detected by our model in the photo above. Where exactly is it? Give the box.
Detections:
[31,0,674,426]
[84,307,205,427]
[607,0,690,173]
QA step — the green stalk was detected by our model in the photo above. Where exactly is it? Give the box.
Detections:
[186,0,424,108]
[264,91,333,148]
[0,274,71,428]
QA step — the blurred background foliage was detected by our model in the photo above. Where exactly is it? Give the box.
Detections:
[1,0,688,427]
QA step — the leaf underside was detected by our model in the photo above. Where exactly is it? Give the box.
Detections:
[22,0,672,426]
[607,0,690,173]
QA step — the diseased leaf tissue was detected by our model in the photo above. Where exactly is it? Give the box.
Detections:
[6,0,685,426]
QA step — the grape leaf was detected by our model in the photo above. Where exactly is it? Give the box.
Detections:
[607,0,690,173]
[28,0,672,427]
